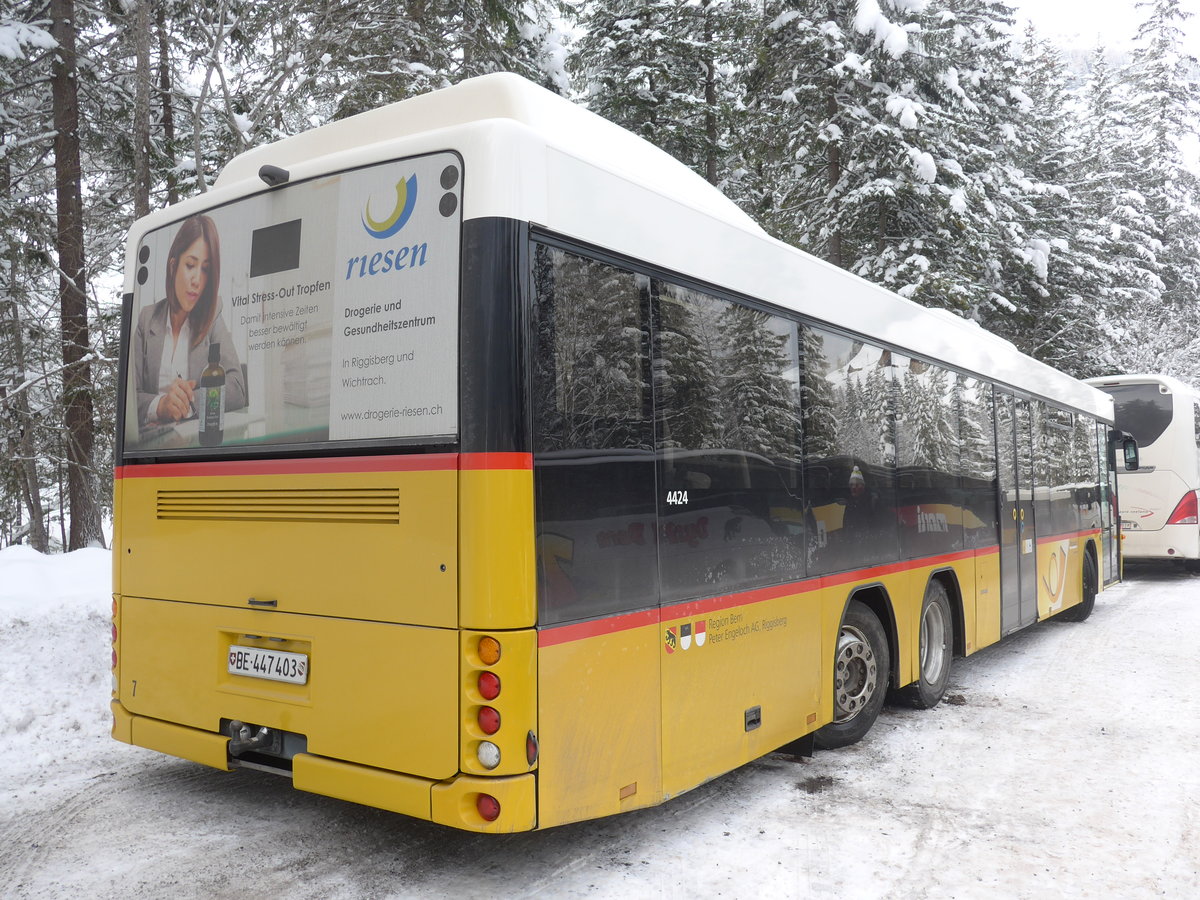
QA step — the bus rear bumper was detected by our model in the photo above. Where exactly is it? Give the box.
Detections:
[111,701,232,771]
[295,754,535,832]
[112,703,537,832]
[1123,524,1200,561]
[293,752,431,818]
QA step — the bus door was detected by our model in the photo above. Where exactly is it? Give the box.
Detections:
[997,393,1038,634]
[1098,423,1119,584]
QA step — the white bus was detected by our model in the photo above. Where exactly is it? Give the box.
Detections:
[1087,374,1200,565]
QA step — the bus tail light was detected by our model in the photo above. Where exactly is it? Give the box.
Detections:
[462,630,533,776]
[478,636,501,665]
[478,741,501,769]
[527,730,539,766]
[478,671,500,700]
[478,706,501,735]
[477,794,501,822]
[1167,491,1199,526]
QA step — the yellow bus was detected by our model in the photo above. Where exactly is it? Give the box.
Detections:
[112,73,1128,833]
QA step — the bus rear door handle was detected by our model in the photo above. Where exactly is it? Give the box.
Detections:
[247,597,278,607]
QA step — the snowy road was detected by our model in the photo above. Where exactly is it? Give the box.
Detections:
[2,550,1198,898]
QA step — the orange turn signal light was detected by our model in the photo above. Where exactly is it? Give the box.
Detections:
[478,636,501,666]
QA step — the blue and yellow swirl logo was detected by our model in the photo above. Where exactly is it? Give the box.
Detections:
[362,175,418,239]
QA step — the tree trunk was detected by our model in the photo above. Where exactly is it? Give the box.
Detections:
[0,283,50,554]
[192,0,229,194]
[703,3,718,186]
[157,0,179,205]
[57,456,67,548]
[133,0,152,218]
[51,0,104,550]
[826,90,843,268]
[0,130,50,552]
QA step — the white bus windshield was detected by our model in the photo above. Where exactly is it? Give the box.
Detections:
[123,151,462,454]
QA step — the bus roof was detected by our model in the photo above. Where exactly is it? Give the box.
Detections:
[1086,374,1200,401]
[214,73,764,236]
[153,73,1111,422]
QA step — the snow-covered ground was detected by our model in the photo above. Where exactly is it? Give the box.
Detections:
[2,547,1198,898]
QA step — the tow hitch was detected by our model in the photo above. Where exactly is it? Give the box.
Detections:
[221,718,306,774]
[227,719,279,756]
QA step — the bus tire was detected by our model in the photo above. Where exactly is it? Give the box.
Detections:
[815,599,890,750]
[898,580,953,709]
[1061,550,1098,622]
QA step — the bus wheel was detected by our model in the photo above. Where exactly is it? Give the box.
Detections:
[1061,551,1098,622]
[815,599,890,750]
[898,580,953,709]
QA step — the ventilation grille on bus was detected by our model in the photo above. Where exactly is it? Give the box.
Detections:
[156,488,401,524]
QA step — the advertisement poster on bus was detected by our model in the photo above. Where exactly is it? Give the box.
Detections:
[124,151,462,453]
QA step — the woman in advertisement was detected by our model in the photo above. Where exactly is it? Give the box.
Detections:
[133,214,246,433]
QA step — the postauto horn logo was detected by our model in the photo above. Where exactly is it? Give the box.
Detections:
[361,175,418,239]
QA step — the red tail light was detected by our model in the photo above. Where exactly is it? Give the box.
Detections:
[478,671,500,700]
[477,794,500,822]
[1167,491,1199,526]
[478,706,501,735]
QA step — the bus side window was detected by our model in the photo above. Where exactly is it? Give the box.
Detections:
[1194,402,1200,470]
[894,357,964,559]
[1072,413,1102,531]
[956,377,998,550]
[654,283,806,602]
[531,244,658,625]
[802,326,900,575]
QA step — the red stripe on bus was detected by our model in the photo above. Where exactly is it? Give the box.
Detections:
[459,452,533,470]
[538,547,989,647]
[536,608,661,648]
[114,452,533,479]
[114,454,455,478]
[539,528,1111,647]
[1036,529,1102,545]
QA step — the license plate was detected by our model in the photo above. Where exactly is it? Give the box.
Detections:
[228,645,308,684]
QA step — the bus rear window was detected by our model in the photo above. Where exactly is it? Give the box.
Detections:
[123,151,462,456]
[1102,383,1173,448]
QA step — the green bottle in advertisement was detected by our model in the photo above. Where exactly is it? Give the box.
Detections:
[199,343,225,447]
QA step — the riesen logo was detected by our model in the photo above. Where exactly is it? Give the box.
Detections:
[362,175,418,239]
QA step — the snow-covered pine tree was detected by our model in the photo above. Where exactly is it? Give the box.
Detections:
[570,0,755,186]
[456,0,569,90]
[1070,45,1163,375]
[1004,27,1120,378]
[752,0,1042,324]
[917,0,1078,329]
[1120,0,1200,377]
